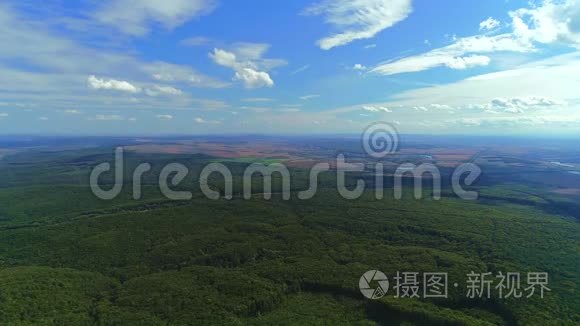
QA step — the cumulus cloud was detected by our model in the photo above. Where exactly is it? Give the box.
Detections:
[303,0,413,50]
[0,4,231,119]
[432,104,455,110]
[480,17,500,31]
[88,75,140,93]
[234,68,274,88]
[94,0,218,36]
[209,44,285,88]
[484,96,565,113]
[210,48,237,67]
[0,4,238,125]
[352,63,368,70]
[510,0,580,46]
[409,104,454,112]
[407,97,565,114]
[362,105,392,113]
[452,116,580,128]
[372,0,580,75]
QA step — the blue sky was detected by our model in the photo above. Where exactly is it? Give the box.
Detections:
[1,0,579,135]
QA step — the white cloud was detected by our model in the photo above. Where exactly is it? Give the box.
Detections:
[190,98,230,110]
[94,114,124,121]
[156,114,173,120]
[372,0,580,75]
[300,94,320,100]
[303,0,413,50]
[94,0,218,36]
[447,55,491,69]
[232,43,269,62]
[63,109,81,114]
[234,68,274,88]
[0,5,230,119]
[510,0,580,46]
[364,44,377,49]
[155,85,182,95]
[210,48,238,68]
[240,106,271,113]
[209,45,285,88]
[353,63,368,70]
[146,61,230,88]
[0,113,8,119]
[456,118,482,127]
[145,85,183,96]
[484,96,565,113]
[88,75,141,93]
[430,104,453,110]
[452,116,580,128]
[280,104,303,108]
[480,17,500,31]
[219,43,287,70]
[362,105,392,113]
[280,108,301,113]
[387,51,580,107]
[291,64,310,75]
[371,33,528,75]
[38,116,49,121]
[407,104,454,112]
[325,51,580,133]
[195,117,220,124]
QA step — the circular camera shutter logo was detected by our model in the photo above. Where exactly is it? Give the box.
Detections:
[359,270,389,299]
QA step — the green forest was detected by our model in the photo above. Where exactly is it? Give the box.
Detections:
[0,148,578,325]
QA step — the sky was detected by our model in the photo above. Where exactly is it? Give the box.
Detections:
[1,0,580,136]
